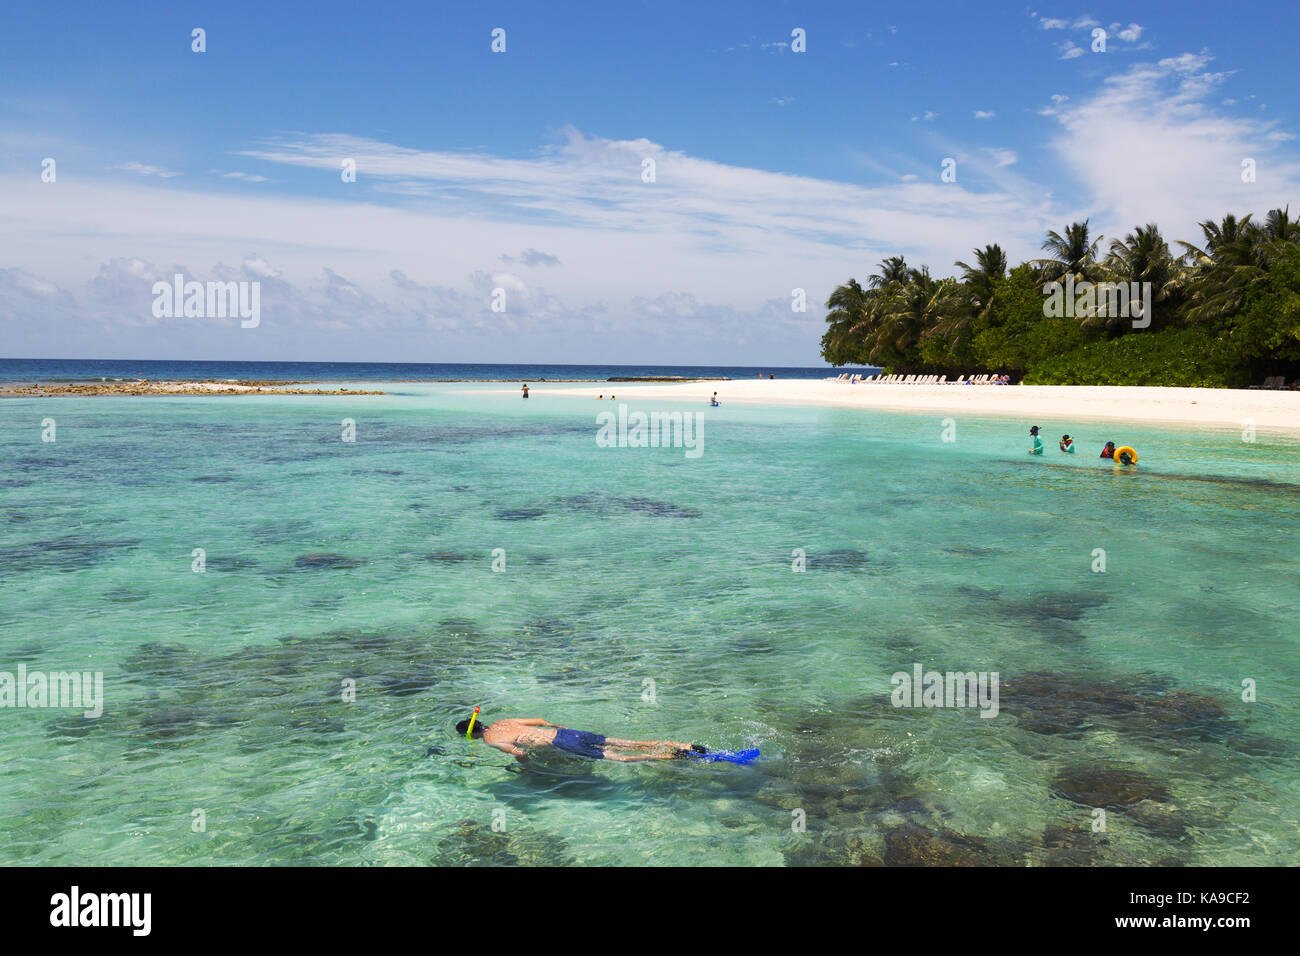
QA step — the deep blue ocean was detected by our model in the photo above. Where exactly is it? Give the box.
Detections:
[0,358,877,385]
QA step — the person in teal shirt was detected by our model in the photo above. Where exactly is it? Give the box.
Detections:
[1060,434,1076,453]
[1028,425,1044,455]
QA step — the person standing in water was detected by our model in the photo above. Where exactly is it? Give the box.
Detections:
[1028,425,1044,456]
[1100,441,1116,459]
[521,383,530,399]
[710,391,720,406]
[1060,434,1075,453]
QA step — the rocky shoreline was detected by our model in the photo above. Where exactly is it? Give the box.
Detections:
[0,380,385,397]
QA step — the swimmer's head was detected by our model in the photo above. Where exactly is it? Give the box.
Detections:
[456,717,486,738]
[1029,425,1040,436]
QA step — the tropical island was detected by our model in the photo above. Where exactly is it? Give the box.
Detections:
[820,208,1300,388]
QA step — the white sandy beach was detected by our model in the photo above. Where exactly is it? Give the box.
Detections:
[539,380,1300,432]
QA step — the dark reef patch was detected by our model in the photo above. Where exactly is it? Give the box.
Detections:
[495,508,545,521]
[425,550,470,564]
[559,494,701,519]
[1052,765,1170,809]
[618,497,701,518]
[881,823,1019,867]
[434,818,574,867]
[294,553,367,569]
[1000,670,1235,741]
[1040,823,1109,865]
[810,548,871,569]
[0,535,140,573]
[204,555,259,571]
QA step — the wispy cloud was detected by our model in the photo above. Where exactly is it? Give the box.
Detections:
[209,169,270,183]
[1045,51,1300,235]
[500,248,561,267]
[118,161,181,179]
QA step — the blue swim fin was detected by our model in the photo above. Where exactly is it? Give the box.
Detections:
[683,748,760,765]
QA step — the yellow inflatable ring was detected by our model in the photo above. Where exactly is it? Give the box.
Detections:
[1114,445,1138,465]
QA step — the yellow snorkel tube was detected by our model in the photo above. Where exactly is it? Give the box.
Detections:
[465,705,481,739]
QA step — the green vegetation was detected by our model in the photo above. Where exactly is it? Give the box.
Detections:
[821,210,1300,386]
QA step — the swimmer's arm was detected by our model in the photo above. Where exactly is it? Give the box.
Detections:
[489,741,528,760]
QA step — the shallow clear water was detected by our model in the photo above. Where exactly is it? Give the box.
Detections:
[1,384,1297,865]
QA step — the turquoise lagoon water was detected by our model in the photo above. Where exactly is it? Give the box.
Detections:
[1,383,1297,866]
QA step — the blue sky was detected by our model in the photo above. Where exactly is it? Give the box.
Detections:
[2,1,1297,364]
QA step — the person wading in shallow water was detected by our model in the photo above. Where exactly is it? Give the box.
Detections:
[457,716,702,763]
[521,383,530,398]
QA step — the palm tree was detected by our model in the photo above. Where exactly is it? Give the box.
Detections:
[868,255,911,289]
[1037,220,1104,283]
[821,278,873,364]
[1177,214,1268,323]
[954,244,1007,310]
[1260,206,1300,244]
[1100,224,1177,330]
[1178,213,1255,268]
[926,245,1007,349]
[874,267,961,366]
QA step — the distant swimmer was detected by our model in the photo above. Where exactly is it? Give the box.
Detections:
[1028,425,1044,456]
[710,391,720,406]
[457,715,759,764]
[1100,441,1116,460]
[1060,434,1075,453]
[521,383,530,399]
[597,394,604,400]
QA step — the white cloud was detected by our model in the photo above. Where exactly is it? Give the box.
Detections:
[1045,51,1300,243]
[1112,22,1144,42]
[217,170,270,183]
[501,248,561,267]
[0,126,1077,360]
[1059,41,1084,59]
[974,110,996,119]
[1040,18,1068,30]
[118,161,181,179]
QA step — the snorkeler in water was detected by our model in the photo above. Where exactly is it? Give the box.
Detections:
[458,716,700,763]
[1060,434,1075,453]
[1100,440,1116,459]
[1028,425,1044,456]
